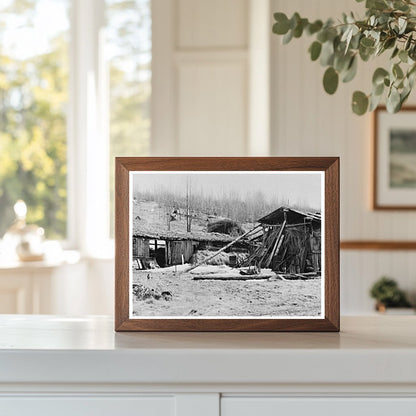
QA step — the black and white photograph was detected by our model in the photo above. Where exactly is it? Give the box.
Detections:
[129,171,324,319]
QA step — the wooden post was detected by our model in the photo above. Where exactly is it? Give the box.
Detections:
[264,220,286,267]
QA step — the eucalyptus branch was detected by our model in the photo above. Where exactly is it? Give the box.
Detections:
[272,0,416,115]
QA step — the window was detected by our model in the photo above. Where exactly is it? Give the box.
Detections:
[0,0,151,251]
[106,0,151,237]
[0,0,70,239]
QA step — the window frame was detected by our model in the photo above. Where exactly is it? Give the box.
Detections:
[67,0,111,257]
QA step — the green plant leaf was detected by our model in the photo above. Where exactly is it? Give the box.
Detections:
[320,40,335,66]
[309,41,322,61]
[366,0,388,10]
[307,20,323,35]
[393,63,404,79]
[399,49,408,63]
[369,92,383,111]
[323,67,339,94]
[273,13,290,34]
[282,29,293,44]
[372,67,389,86]
[342,56,358,82]
[391,47,399,59]
[383,37,396,50]
[387,87,401,112]
[352,91,369,115]
[405,34,413,50]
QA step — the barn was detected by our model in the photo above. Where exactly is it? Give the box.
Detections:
[242,207,321,274]
[132,229,249,269]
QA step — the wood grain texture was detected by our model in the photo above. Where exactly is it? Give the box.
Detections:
[115,157,340,332]
[341,241,416,250]
[373,106,416,210]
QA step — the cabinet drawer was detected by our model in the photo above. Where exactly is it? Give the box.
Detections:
[0,396,175,416]
[221,397,416,416]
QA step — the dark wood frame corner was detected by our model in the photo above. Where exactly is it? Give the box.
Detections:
[115,157,340,332]
[373,105,416,211]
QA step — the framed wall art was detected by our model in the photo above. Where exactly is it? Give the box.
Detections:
[374,106,416,210]
[115,157,339,331]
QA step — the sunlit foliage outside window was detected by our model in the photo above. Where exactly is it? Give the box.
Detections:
[0,0,69,238]
[0,0,151,240]
[107,0,151,237]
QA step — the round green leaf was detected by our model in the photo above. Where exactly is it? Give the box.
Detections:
[323,67,339,95]
[372,68,389,86]
[352,91,369,115]
[309,41,322,61]
[273,13,290,35]
[307,20,323,35]
[360,37,375,48]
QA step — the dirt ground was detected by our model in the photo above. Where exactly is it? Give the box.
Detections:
[131,265,321,317]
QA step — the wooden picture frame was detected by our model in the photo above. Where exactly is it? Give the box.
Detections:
[115,157,339,332]
[373,106,416,210]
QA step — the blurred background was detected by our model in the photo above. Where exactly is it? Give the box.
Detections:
[0,0,415,316]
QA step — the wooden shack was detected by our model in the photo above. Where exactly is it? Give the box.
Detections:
[132,229,248,269]
[242,207,321,274]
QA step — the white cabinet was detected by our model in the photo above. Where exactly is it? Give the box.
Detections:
[0,316,416,416]
[222,398,416,416]
[1,397,175,416]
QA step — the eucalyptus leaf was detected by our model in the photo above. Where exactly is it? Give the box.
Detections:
[342,56,358,82]
[273,13,290,34]
[383,37,396,50]
[405,33,413,50]
[323,67,339,94]
[399,49,408,63]
[398,17,407,34]
[372,67,389,85]
[320,40,335,66]
[352,91,369,115]
[282,29,293,44]
[272,2,416,115]
[366,0,388,10]
[369,92,383,111]
[309,41,322,61]
[307,20,323,35]
[373,82,385,95]
[386,87,401,112]
[393,63,404,79]
[391,47,399,59]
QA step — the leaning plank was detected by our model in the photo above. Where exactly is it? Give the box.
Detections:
[184,224,262,273]
[193,274,275,281]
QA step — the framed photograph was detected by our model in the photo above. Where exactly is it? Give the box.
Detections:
[374,106,416,209]
[115,157,339,332]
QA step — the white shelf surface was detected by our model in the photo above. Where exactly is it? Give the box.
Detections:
[0,315,415,386]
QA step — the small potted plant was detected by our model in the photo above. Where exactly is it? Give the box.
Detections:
[370,276,413,313]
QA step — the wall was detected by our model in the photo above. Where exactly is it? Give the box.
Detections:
[271,0,416,313]
[152,0,271,156]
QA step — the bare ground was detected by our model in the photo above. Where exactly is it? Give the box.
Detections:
[131,265,321,317]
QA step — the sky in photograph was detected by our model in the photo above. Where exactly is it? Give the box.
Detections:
[132,172,322,211]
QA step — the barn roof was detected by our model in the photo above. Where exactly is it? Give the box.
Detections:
[258,206,321,225]
[132,224,238,243]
